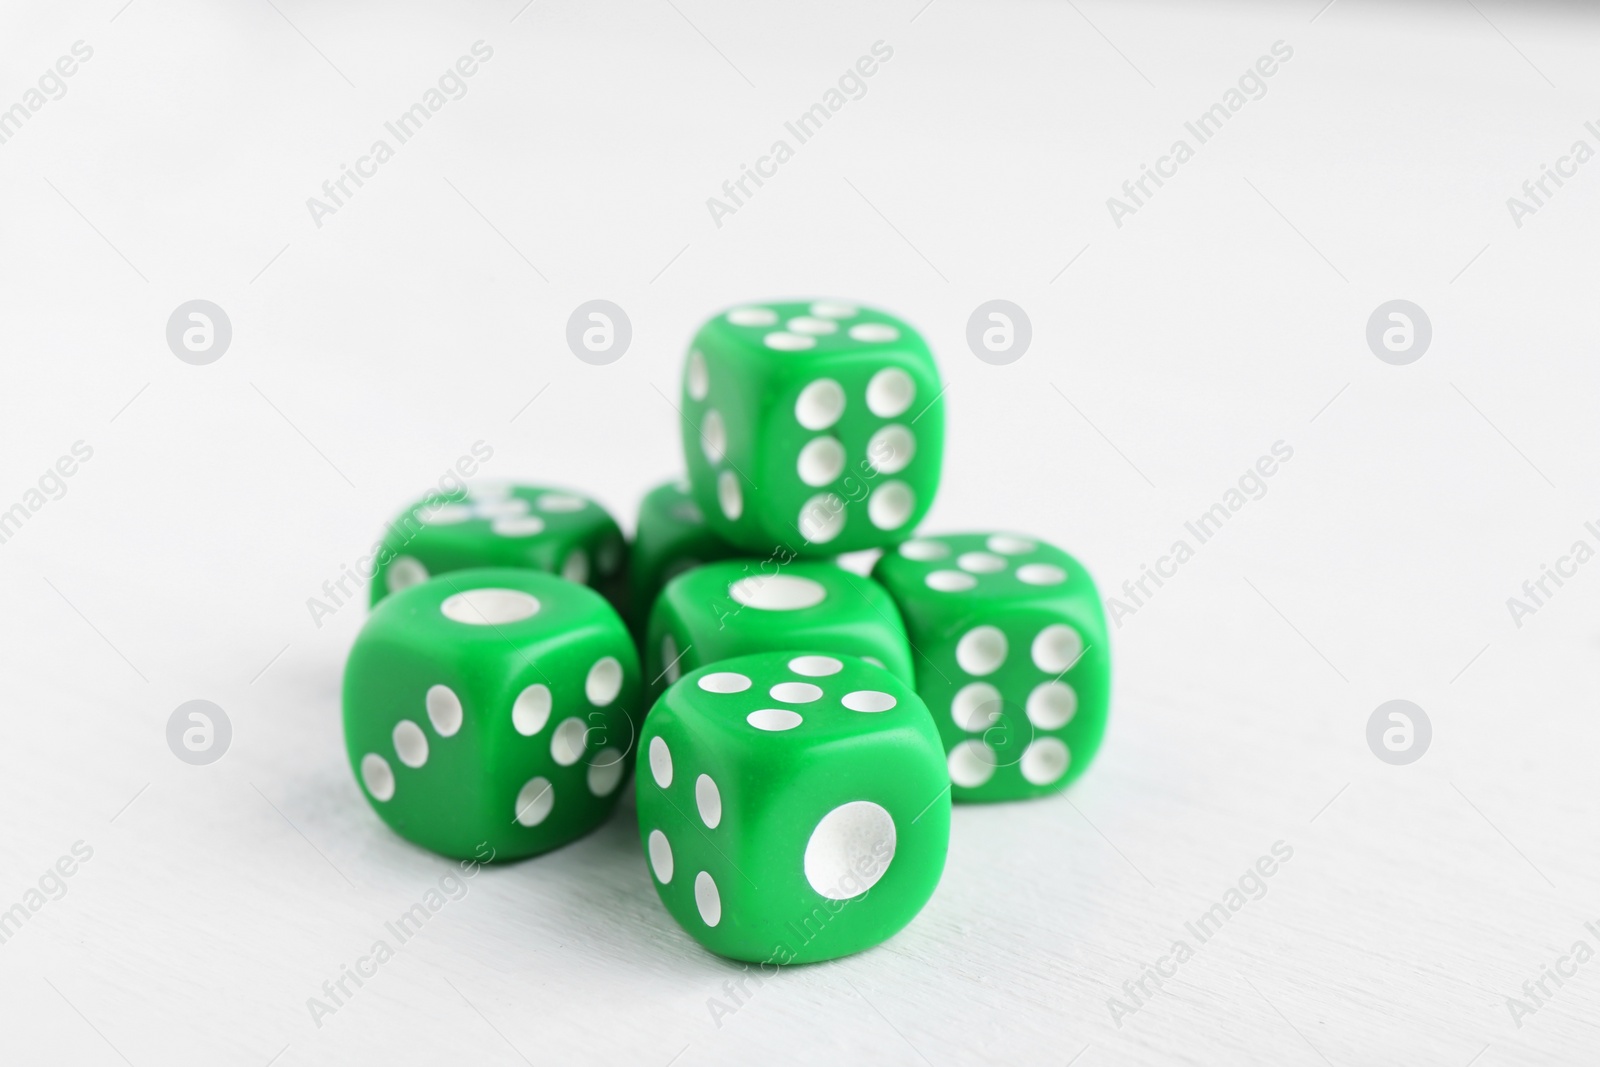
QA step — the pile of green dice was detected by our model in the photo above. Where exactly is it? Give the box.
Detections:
[343,300,1109,963]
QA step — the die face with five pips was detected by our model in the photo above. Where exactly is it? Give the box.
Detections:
[644,559,915,700]
[637,652,950,963]
[370,483,626,609]
[872,534,1110,802]
[344,568,642,861]
[680,301,945,557]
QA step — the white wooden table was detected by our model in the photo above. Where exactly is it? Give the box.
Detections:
[2,1,1596,1062]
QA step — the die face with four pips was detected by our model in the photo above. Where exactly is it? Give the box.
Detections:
[680,301,945,557]
[369,483,626,609]
[343,568,642,861]
[872,534,1110,802]
[628,480,739,631]
[637,652,951,963]
[643,559,915,700]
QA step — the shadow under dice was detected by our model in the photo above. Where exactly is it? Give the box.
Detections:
[680,301,945,557]
[628,479,738,633]
[872,533,1110,802]
[369,482,626,609]
[637,652,950,963]
[343,568,642,861]
[644,559,914,699]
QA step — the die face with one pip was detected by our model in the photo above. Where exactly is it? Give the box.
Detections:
[628,480,739,632]
[872,534,1110,802]
[637,652,950,963]
[369,483,626,609]
[681,301,945,557]
[643,559,914,700]
[343,568,642,861]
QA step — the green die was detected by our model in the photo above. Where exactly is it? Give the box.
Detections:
[680,301,945,556]
[637,652,950,963]
[369,483,626,608]
[871,533,1110,802]
[628,480,738,631]
[643,559,914,700]
[343,568,642,861]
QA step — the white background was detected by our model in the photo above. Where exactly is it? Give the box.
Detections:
[2,0,1598,1063]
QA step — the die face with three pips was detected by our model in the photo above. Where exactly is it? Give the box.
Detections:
[343,568,642,862]
[681,301,945,557]
[643,559,915,700]
[872,533,1110,802]
[636,652,950,963]
[369,483,626,609]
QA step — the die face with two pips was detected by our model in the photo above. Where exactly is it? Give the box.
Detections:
[343,568,642,861]
[369,483,626,608]
[681,301,945,557]
[637,652,950,963]
[644,559,915,700]
[872,534,1110,802]
[628,480,738,631]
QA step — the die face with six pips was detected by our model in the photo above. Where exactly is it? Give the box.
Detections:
[680,301,945,557]
[872,533,1110,802]
[636,652,950,963]
[344,568,642,862]
[370,483,626,609]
